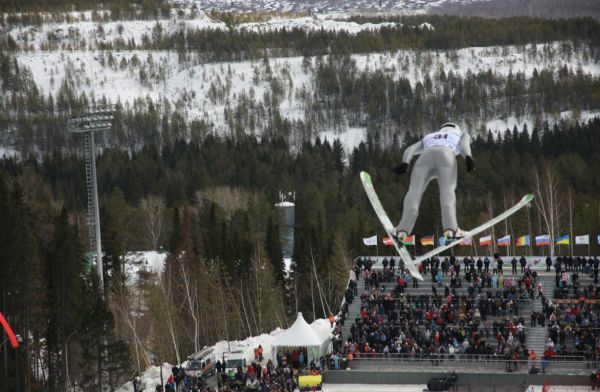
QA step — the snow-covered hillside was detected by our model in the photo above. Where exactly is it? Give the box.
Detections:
[171,0,484,14]
[12,37,600,151]
[5,11,406,51]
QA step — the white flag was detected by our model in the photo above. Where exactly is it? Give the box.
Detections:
[479,235,492,246]
[575,235,589,245]
[363,235,377,246]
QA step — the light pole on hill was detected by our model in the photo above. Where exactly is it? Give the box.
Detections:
[68,106,114,291]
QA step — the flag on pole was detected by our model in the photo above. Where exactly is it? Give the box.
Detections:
[497,235,511,246]
[363,235,377,246]
[458,237,472,246]
[516,235,530,246]
[403,235,415,246]
[555,235,569,245]
[479,235,492,246]
[535,235,550,246]
[575,235,589,245]
[383,236,394,246]
[421,235,435,246]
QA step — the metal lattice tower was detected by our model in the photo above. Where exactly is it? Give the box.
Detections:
[68,106,113,289]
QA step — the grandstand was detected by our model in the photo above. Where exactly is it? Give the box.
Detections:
[324,255,600,390]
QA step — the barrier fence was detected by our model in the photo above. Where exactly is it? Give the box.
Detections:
[328,353,593,373]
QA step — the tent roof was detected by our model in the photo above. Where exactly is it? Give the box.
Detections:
[272,313,327,347]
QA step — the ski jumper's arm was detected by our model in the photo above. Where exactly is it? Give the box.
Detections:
[402,141,424,164]
[458,132,472,158]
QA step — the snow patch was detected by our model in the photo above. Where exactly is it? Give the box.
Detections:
[0,146,20,159]
[322,385,427,392]
[485,110,600,137]
[116,363,173,392]
[318,127,367,153]
[417,22,434,30]
[238,17,399,34]
[123,251,167,286]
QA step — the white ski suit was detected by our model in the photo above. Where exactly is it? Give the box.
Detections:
[396,123,473,235]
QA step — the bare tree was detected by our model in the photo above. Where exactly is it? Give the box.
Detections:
[140,196,166,250]
[531,162,563,256]
[196,186,256,219]
[174,253,201,353]
[110,276,151,372]
[147,272,182,365]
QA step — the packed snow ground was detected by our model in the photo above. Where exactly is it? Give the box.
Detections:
[320,385,592,392]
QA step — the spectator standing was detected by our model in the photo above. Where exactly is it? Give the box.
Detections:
[497,255,504,275]
[520,256,527,273]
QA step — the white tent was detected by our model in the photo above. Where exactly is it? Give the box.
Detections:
[271,313,331,367]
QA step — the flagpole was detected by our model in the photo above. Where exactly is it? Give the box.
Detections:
[526,203,532,257]
[512,234,516,259]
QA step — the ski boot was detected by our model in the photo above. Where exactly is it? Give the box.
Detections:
[443,228,470,242]
[391,228,409,244]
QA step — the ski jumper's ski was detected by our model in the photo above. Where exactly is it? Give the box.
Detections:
[360,171,424,281]
[360,171,534,276]
[409,193,534,265]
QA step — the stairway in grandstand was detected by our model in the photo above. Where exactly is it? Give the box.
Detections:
[527,273,555,357]
[341,291,363,339]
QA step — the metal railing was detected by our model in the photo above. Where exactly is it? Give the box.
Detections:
[328,353,590,372]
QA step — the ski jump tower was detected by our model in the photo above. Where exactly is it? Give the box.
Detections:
[275,191,295,259]
[68,106,113,289]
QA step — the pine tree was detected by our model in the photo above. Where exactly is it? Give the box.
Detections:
[168,206,181,253]
[0,175,15,391]
[79,274,132,392]
[46,208,85,391]
[265,214,285,285]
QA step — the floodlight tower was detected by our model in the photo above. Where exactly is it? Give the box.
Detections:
[68,106,113,289]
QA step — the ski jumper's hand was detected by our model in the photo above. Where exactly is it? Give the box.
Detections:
[393,162,409,175]
[466,156,475,172]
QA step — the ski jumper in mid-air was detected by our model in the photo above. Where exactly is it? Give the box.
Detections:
[392,123,475,241]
